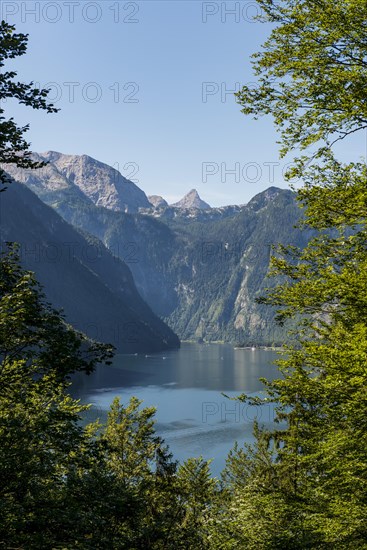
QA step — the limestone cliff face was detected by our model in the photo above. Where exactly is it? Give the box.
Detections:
[6,151,151,212]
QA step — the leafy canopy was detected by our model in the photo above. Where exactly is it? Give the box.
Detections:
[212,1,367,547]
[236,0,367,165]
[0,20,58,188]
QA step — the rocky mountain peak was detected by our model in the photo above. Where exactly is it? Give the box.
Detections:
[40,150,63,163]
[172,189,211,210]
[9,151,151,213]
[148,195,168,208]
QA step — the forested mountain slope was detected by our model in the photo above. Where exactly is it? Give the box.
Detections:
[0,181,180,352]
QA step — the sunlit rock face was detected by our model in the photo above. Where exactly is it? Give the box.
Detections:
[6,151,151,213]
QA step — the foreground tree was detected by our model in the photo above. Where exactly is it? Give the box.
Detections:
[211,0,367,547]
[0,245,218,548]
[175,457,217,548]
[0,21,58,187]
[236,0,367,164]
[0,244,113,546]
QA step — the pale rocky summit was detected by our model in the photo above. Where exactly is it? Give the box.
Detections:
[5,151,151,213]
[172,189,211,210]
[148,195,168,208]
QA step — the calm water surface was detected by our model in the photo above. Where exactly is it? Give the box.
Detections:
[71,343,279,476]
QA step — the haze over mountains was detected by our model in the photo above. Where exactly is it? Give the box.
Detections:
[4,152,310,346]
[0,180,179,353]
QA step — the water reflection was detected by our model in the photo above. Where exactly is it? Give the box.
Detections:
[71,343,279,476]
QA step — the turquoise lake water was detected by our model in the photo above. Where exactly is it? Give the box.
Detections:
[71,343,279,476]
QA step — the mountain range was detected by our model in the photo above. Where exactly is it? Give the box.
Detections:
[4,152,312,346]
[0,180,179,353]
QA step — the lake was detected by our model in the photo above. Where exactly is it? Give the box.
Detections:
[71,343,279,476]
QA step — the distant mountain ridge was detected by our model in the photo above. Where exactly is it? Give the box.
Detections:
[0,180,180,353]
[4,152,311,346]
[12,151,152,213]
[6,152,214,214]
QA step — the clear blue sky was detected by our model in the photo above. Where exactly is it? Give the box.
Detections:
[3,1,366,206]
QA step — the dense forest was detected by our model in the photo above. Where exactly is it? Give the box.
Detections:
[1,0,367,547]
